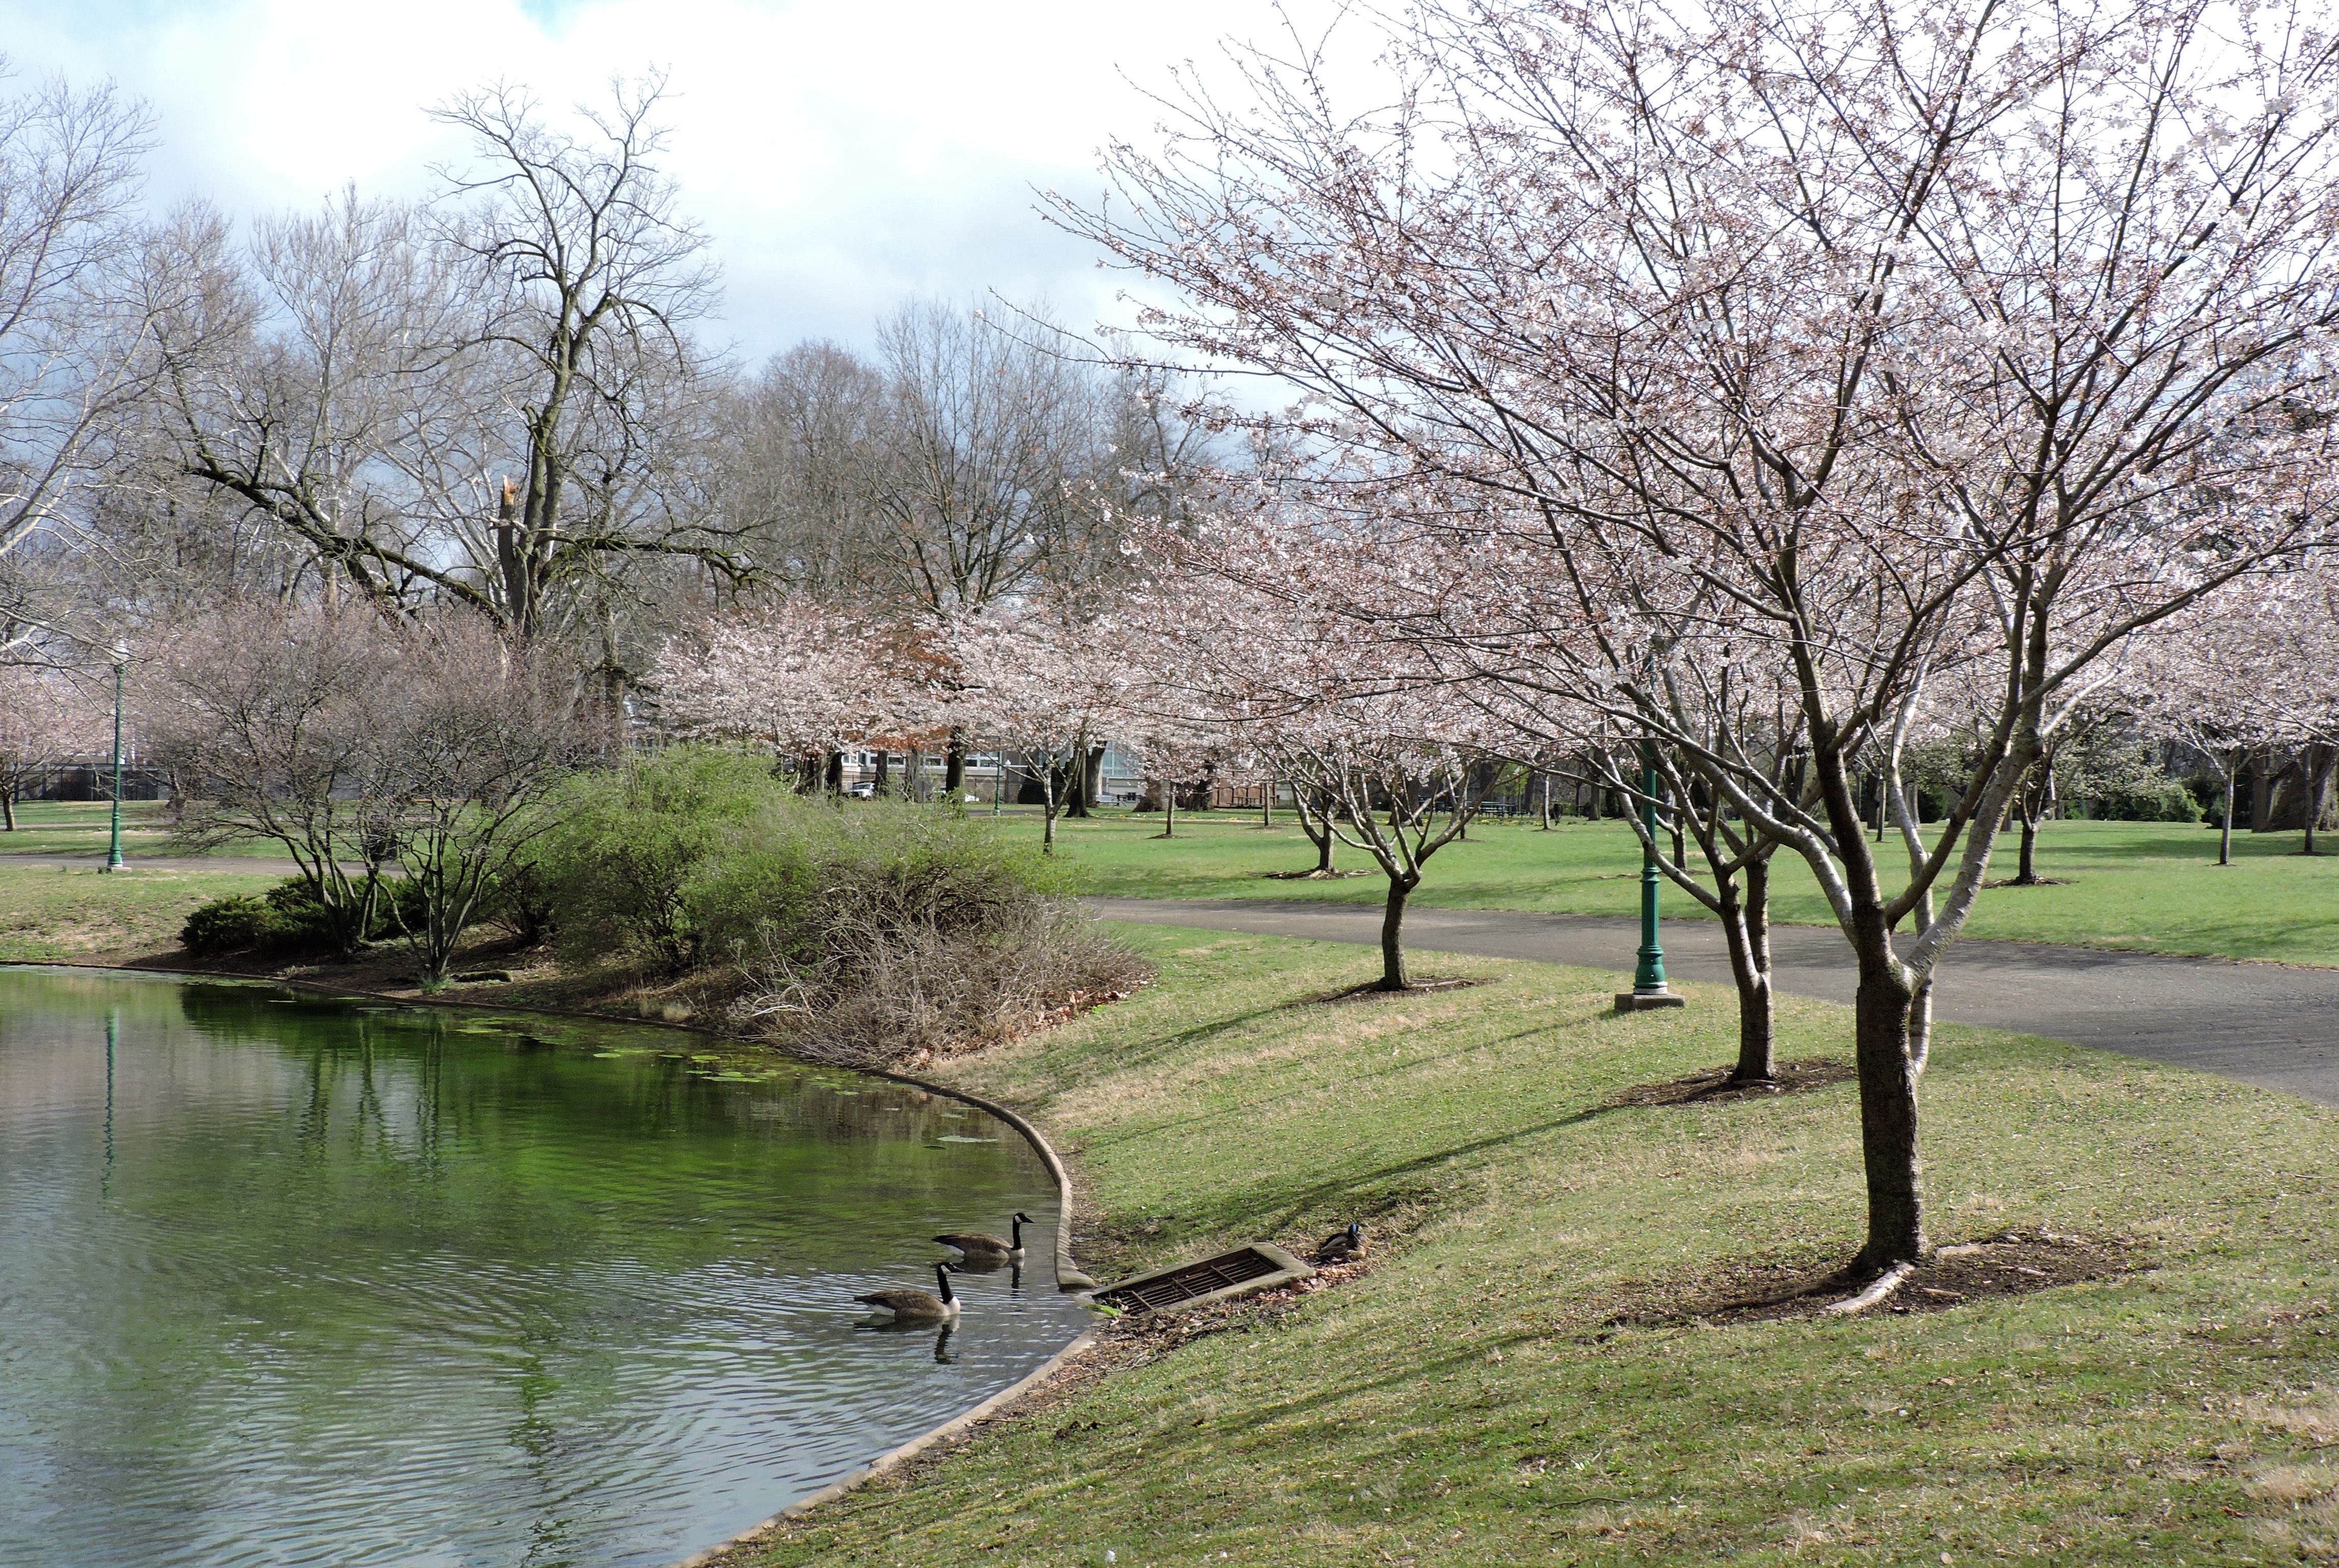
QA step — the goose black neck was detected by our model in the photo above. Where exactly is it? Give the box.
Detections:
[934,1263,955,1302]
[1010,1214,1024,1247]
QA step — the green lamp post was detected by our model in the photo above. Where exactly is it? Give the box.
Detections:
[104,639,127,873]
[1615,740,1685,1012]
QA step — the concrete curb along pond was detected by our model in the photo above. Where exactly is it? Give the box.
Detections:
[1,960,1110,1557]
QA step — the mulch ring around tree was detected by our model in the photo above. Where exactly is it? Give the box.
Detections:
[1260,867,1375,880]
[1607,1229,2135,1330]
[1603,1056,1858,1108]
[1982,876,2075,888]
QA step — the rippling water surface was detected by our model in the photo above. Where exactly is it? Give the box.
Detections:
[0,967,1087,1567]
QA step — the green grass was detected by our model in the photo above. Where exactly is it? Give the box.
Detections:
[1020,809,2339,966]
[0,862,277,962]
[734,923,2339,1566]
[0,799,251,859]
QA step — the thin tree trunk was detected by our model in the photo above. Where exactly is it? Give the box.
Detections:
[1,789,13,831]
[874,750,891,797]
[945,727,967,796]
[1719,857,1775,1083]
[1162,786,1176,839]
[824,750,845,799]
[2220,765,2236,865]
[1377,873,1416,991]
[1041,782,1059,854]
[1261,783,1272,828]
[1539,772,1553,830]
[2014,810,2039,884]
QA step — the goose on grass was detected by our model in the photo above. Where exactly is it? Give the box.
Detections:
[854,1262,961,1322]
[1314,1222,1366,1264]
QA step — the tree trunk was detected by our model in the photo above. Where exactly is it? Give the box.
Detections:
[1,789,13,831]
[1539,773,1553,830]
[1719,857,1775,1083]
[945,728,967,796]
[824,750,845,798]
[1162,787,1177,839]
[1377,873,1416,991]
[1261,783,1272,828]
[2014,809,2039,884]
[2220,765,2236,866]
[1315,824,1336,873]
[1850,935,1927,1270]
[1041,782,1059,854]
[874,750,891,797]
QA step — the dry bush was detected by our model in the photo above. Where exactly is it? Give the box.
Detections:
[733,898,1151,1068]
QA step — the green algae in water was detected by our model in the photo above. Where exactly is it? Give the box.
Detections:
[0,967,1083,1568]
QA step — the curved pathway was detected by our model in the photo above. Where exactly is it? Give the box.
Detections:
[1086,896,2339,1107]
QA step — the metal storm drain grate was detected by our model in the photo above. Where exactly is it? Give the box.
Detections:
[1090,1242,1314,1315]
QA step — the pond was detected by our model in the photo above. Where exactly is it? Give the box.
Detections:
[0,967,1089,1568]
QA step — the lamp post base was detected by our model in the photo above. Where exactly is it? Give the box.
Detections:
[1614,990,1687,1013]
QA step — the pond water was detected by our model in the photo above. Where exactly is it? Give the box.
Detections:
[0,967,1088,1568]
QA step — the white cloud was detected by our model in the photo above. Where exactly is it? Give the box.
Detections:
[0,0,1354,362]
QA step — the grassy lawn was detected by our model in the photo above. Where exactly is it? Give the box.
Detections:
[1016,809,2339,966]
[0,805,280,963]
[0,799,215,858]
[0,862,276,962]
[735,923,2339,1566]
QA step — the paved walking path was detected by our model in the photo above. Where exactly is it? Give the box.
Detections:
[0,852,301,875]
[1086,896,2339,1108]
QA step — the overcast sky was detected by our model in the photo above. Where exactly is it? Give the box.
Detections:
[0,0,1348,366]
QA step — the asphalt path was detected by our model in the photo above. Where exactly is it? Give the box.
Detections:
[1086,896,2339,1108]
[0,852,301,875]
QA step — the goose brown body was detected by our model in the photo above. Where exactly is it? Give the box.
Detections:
[854,1262,961,1321]
[934,1211,1033,1261]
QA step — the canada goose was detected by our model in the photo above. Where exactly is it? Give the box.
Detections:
[854,1263,961,1322]
[1314,1222,1366,1264]
[934,1211,1034,1261]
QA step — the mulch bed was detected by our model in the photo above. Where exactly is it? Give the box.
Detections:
[1609,1228,2135,1329]
[1604,1057,1858,1108]
[1260,868,1374,880]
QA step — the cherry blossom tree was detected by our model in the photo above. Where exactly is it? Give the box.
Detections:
[1067,0,2339,1278]
[951,605,1132,854]
[653,597,934,792]
[2134,576,2339,865]
[1130,538,1498,990]
[0,666,95,831]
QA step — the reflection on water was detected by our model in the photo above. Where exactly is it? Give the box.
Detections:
[0,968,1085,1568]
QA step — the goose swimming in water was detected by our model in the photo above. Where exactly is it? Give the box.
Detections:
[934,1211,1034,1262]
[854,1262,961,1322]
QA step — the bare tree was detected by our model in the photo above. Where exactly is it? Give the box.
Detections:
[0,70,157,661]
[378,618,598,985]
[430,74,731,640]
[139,604,406,954]
[140,79,738,646]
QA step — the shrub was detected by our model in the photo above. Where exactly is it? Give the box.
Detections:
[2093,776,2210,822]
[533,749,1149,1065]
[181,895,277,955]
[179,876,422,957]
[533,748,777,972]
